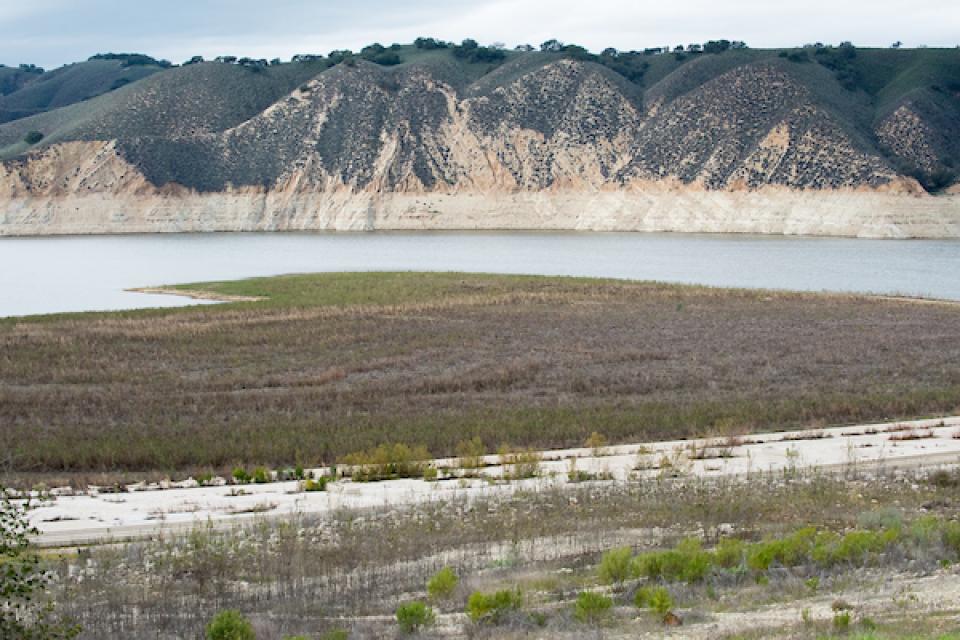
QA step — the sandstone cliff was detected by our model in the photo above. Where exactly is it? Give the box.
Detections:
[1,46,959,237]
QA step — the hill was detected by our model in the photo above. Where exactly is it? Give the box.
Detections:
[0,57,167,125]
[1,41,959,237]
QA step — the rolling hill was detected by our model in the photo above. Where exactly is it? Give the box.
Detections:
[1,42,959,237]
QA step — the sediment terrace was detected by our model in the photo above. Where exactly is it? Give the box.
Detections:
[25,416,960,547]
[2,180,960,238]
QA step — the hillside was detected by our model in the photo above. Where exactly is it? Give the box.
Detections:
[0,57,167,125]
[1,42,959,237]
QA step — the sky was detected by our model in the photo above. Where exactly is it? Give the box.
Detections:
[1,0,958,69]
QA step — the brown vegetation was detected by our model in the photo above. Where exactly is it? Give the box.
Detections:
[2,272,959,484]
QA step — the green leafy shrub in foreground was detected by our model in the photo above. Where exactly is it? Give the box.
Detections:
[626,520,910,586]
[395,601,435,634]
[635,585,673,617]
[427,566,459,600]
[206,610,255,640]
[466,588,523,624]
[632,537,712,583]
[713,536,746,568]
[598,546,633,585]
[573,591,613,625]
[747,526,819,571]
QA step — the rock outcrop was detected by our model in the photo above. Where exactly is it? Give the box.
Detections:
[2,50,959,238]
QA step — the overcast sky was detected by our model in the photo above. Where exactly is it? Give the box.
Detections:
[2,0,958,69]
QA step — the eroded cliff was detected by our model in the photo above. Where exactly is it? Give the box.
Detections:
[2,48,959,237]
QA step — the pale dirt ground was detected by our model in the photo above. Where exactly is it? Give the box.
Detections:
[3,187,959,238]
[24,415,960,547]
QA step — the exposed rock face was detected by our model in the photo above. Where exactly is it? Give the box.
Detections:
[1,56,959,238]
[878,105,941,174]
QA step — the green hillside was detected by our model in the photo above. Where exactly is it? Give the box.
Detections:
[0,41,957,192]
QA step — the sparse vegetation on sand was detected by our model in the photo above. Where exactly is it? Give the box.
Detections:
[2,272,959,487]
[37,465,960,638]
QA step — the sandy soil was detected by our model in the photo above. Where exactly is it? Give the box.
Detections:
[126,287,265,302]
[24,415,960,547]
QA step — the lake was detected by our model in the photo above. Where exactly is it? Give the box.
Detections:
[2,231,959,317]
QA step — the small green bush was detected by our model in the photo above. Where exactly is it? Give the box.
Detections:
[909,515,939,546]
[341,443,432,482]
[303,477,328,492]
[713,537,746,569]
[395,601,435,634]
[427,566,459,600]
[584,431,608,453]
[634,586,652,608]
[466,588,523,624]
[635,585,674,615]
[941,521,960,556]
[572,591,613,625]
[832,610,851,631]
[857,507,903,531]
[498,446,542,479]
[456,436,486,469]
[749,526,819,571]
[818,528,899,567]
[206,610,255,640]
[648,587,674,617]
[633,537,712,583]
[232,467,250,484]
[598,546,633,585]
[252,467,270,484]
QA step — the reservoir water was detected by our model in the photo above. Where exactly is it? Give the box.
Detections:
[2,231,959,317]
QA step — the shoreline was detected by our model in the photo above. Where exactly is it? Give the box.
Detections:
[2,188,960,239]
[126,286,265,303]
[128,282,960,308]
[4,224,960,241]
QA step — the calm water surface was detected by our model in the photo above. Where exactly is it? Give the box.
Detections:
[1,232,959,317]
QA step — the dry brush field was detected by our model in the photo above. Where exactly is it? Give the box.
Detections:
[2,272,960,485]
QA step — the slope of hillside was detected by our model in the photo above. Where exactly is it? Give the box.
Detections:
[1,44,959,238]
[0,59,166,125]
